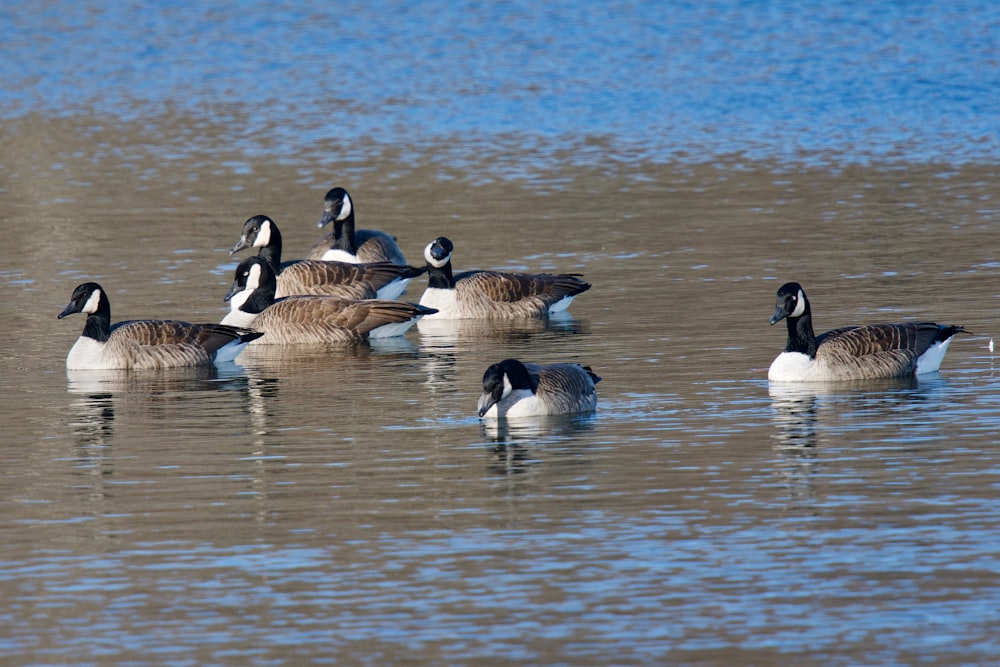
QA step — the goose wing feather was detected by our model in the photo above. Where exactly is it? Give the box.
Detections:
[533,363,601,413]
[353,231,406,265]
[816,322,961,378]
[108,320,257,368]
[252,297,426,343]
[306,232,334,260]
[457,271,590,304]
[275,260,424,298]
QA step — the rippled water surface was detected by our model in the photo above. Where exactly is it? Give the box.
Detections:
[2,1,1000,665]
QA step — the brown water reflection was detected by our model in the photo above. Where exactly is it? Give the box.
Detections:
[2,113,999,665]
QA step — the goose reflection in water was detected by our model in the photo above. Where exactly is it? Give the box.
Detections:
[68,391,115,463]
[416,312,590,347]
[480,414,599,477]
[64,364,257,490]
[65,363,258,444]
[767,376,950,508]
[768,376,922,451]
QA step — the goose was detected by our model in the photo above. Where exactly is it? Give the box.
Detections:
[230,214,423,300]
[418,237,591,319]
[222,256,436,344]
[306,187,407,265]
[58,282,262,370]
[477,359,601,418]
[768,281,968,382]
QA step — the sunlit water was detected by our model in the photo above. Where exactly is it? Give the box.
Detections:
[2,1,1000,665]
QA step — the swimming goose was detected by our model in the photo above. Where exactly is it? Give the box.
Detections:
[222,256,436,344]
[230,214,423,300]
[418,237,591,319]
[477,359,601,418]
[58,282,262,370]
[306,187,407,265]
[768,281,968,381]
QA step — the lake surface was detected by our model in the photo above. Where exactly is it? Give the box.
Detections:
[2,2,999,665]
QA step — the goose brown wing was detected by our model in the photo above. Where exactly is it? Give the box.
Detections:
[458,271,590,304]
[276,278,377,300]
[816,322,950,376]
[535,363,600,412]
[108,320,258,366]
[276,260,424,298]
[113,320,251,350]
[537,364,600,393]
[287,259,418,287]
[354,230,406,265]
[254,296,427,343]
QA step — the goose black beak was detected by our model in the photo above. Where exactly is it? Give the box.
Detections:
[229,236,252,255]
[317,210,334,229]
[769,306,788,325]
[223,281,241,302]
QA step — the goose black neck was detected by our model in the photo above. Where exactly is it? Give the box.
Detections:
[82,305,112,343]
[330,212,357,254]
[239,263,278,315]
[785,312,817,358]
[256,226,283,275]
[426,261,456,289]
[242,283,276,315]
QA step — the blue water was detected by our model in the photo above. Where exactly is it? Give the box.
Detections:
[2,0,998,165]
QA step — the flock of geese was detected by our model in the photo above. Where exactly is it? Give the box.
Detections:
[58,186,969,418]
[58,187,598,418]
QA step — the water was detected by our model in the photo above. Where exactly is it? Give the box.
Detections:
[3,1,998,166]
[2,1,1000,665]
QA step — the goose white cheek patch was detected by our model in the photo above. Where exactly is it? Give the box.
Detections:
[338,195,353,221]
[423,243,450,269]
[255,221,272,247]
[246,263,263,290]
[83,289,103,314]
[790,289,807,318]
[501,374,513,400]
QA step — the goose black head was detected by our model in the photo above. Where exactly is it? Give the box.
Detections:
[317,187,353,228]
[770,282,809,325]
[231,215,277,255]
[424,237,454,268]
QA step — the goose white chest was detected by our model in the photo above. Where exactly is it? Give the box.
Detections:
[65,337,112,370]
[767,351,822,382]
[419,287,460,319]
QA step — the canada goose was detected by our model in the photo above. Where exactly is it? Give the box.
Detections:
[418,237,591,319]
[222,256,436,344]
[477,359,601,418]
[768,281,968,381]
[58,282,262,370]
[306,187,407,265]
[231,214,423,300]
